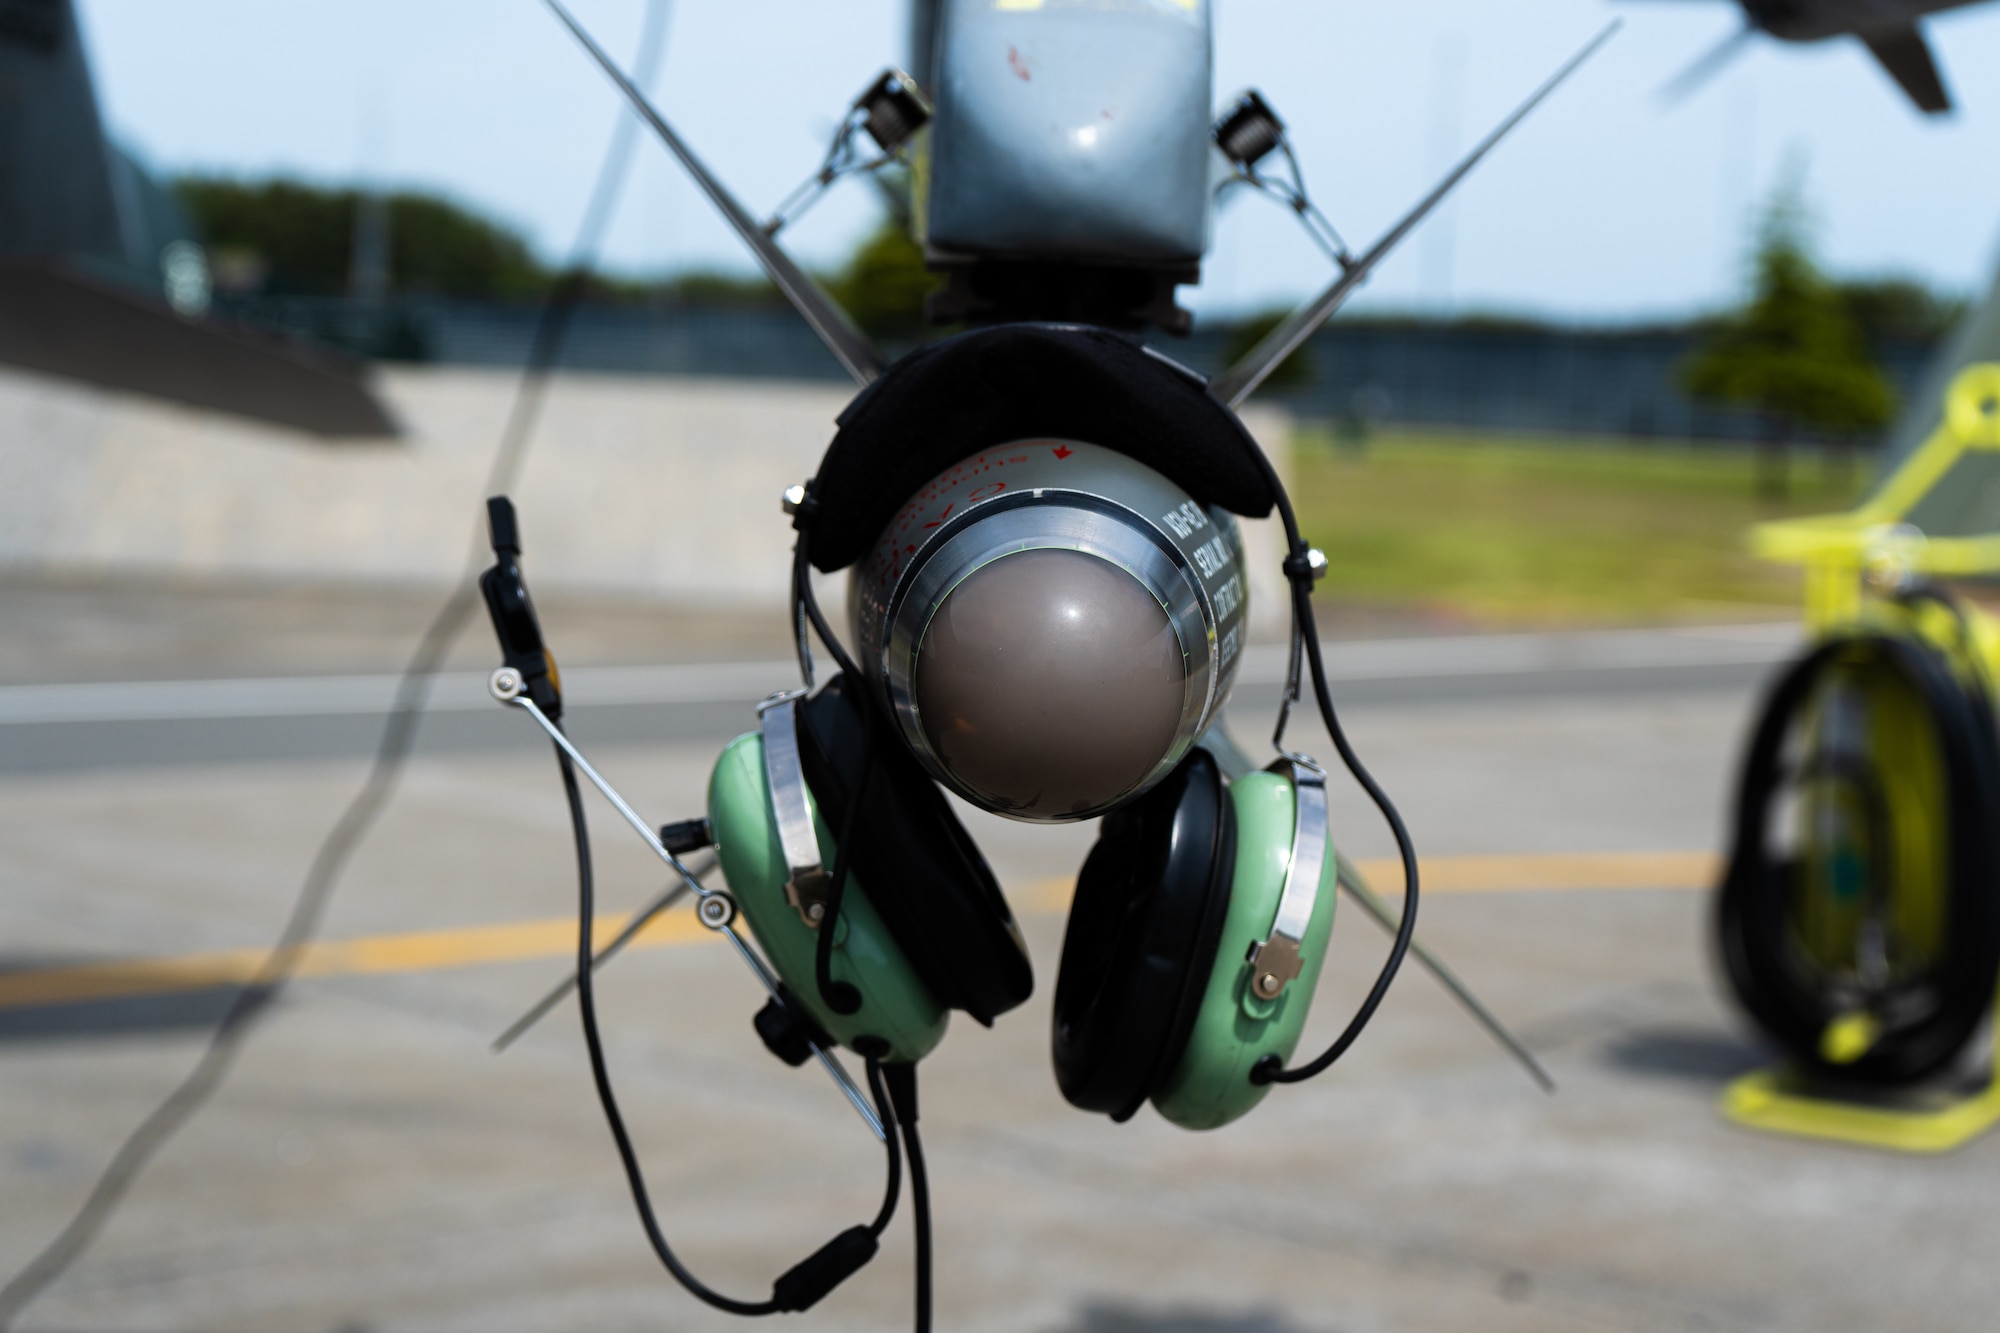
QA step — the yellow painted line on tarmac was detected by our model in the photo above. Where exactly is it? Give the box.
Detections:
[0,851,1719,1014]
[0,911,712,1013]
[1355,849,1719,895]
[1019,849,1719,912]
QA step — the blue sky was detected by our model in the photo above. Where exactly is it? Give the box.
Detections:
[72,0,2000,323]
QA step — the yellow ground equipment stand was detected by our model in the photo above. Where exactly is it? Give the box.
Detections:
[1726,364,2000,1153]
[1721,1063,2000,1154]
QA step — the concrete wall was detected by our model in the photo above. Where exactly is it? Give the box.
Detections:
[0,364,1293,634]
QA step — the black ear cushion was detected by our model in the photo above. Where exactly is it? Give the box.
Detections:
[805,323,1277,573]
[1051,748,1236,1121]
[795,672,1034,1026]
[1718,633,2000,1086]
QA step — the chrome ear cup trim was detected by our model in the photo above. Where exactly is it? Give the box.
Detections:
[878,490,1217,821]
[1246,756,1329,1000]
[758,691,832,928]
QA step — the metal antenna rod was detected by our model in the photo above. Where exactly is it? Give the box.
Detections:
[504,689,884,1139]
[493,854,716,1053]
[1213,20,1621,408]
[1337,859,1556,1093]
[539,0,886,387]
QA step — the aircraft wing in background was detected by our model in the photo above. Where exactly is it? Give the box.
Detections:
[0,260,398,437]
[0,0,397,437]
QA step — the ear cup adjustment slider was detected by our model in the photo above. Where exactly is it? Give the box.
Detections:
[1246,756,1330,1001]
[758,690,835,928]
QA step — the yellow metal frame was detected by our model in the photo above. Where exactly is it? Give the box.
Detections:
[1755,363,2000,633]
[1722,1064,2000,1153]
[1724,365,2000,1153]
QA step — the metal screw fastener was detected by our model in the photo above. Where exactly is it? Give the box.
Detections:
[1305,548,1329,582]
[1255,972,1281,999]
[782,484,808,515]
[806,902,826,923]
[697,894,735,929]
[489,666,524,701]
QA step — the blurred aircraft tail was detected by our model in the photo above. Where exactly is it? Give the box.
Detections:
[1861,26,1952,114]
[1658,24,1757,105]
[0,0,131,265]
[0,0,397,434]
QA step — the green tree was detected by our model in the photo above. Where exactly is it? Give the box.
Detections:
[1219,308,1315,392]
[1837,277,1966,348]
[1682,175,1896,497]
[830,219,937,340]
[175,177,546,300]
[826,169,939,341]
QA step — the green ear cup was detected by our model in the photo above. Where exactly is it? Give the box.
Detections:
[707,732,949,1064]
[1151,769,1338,1130]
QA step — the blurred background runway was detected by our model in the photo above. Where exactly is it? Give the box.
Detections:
[6,591,1994,1333]
[10,0,2000,1325]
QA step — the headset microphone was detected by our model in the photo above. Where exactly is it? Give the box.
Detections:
[479,497,562,722]
[478,502,915,1318]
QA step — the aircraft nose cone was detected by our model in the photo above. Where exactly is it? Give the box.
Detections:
[913,547,1187,821]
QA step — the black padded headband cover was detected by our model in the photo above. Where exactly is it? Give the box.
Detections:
[806,324,1278,573]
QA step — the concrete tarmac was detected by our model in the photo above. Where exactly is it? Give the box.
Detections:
[4,619,1997,1332]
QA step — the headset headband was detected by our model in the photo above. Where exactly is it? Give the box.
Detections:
[1246,755,1329,1000]
[759,690,833,928]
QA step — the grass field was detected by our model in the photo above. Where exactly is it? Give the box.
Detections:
[1288,427,1871,624]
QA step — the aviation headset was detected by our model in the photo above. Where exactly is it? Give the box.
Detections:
[1718,589,2000,1086]
[483,324,1420,1318]
[695,325,1417,1123]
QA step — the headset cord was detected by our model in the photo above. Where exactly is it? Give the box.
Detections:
[791,520,868,685]
[1242,449,1420,1087]
[863,1058,904,1236]
[557,737,904,1314]
[905,1116,932,1333]
[790,522,932,1333]
[882,1064,932,1333]
[788,510,914,783]
[785,520,874,1019]
[558,741,775,1314]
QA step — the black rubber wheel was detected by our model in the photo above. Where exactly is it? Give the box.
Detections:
[1717,632,2000,1086]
